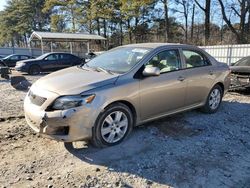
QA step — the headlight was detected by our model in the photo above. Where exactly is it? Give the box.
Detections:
[16,62,25,67]
[52,94,95,110]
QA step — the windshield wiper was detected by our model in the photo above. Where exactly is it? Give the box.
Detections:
[94,67,114,75]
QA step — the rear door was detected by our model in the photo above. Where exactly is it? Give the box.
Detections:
[180,49,215,107]
[42,54,60,71]
[139,49,187,120]
[57,54,74,69]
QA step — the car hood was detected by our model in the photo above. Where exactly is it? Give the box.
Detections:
[230,66,250,73]
[18,59,40,64]
[33,66,119,95]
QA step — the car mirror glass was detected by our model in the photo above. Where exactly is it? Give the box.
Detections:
[142,66,160,77]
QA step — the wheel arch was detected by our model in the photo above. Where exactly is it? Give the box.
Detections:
[214,82,224,96]
[103,100,137,126]
[28,64,42,74]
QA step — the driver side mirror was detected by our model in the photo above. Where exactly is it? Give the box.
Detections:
[143,66,160,77]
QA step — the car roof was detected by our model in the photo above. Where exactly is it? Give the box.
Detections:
[119,43,198,49]
[45,52,75,55]
[8,54,31,56]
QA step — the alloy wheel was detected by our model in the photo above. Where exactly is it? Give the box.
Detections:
[101,111,128,144]
[208,88,221,110]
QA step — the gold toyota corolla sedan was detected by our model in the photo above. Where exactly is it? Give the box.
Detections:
[24,43,231,147]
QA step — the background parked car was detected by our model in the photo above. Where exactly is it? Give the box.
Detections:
[84,51,105,62]
[230,56,250,89]
[15,52,84,75]
[0,54,34,67]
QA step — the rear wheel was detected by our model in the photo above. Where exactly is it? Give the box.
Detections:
[92,103,133,148]
[28,65,41,75]
[201,85,223,114]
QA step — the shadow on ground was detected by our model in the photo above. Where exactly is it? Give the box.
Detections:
[229,88,250,96]
[64,99,250,187]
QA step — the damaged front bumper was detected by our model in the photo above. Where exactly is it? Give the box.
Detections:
[24,88,99,142]
[230,73,250,89]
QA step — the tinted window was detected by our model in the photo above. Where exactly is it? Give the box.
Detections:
[61,54,73,60]
[21,55,29,60]
[183,50,210,68]
[235,57,250,66]
[9,55,19,60]
[145,50,181,73]
[45,54,59,61]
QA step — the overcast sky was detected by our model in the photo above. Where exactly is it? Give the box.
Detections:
[0,0,7,11]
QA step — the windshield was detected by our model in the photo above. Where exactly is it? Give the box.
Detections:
[36,53,50,60]
[234,57,250,66]
[84,47,151,74]
[3,55,13,60]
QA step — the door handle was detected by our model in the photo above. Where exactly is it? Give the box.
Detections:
[209,70,214,75]
[178,76,185,81]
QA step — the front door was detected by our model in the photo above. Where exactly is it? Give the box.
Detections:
[139,49,187,120]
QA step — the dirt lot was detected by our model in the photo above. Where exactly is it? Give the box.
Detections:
[1,73,250,188]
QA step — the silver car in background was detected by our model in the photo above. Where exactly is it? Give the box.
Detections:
[24,43,231,147]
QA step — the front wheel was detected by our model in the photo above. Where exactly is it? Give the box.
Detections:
[92,103,133,148]
[201,85,223,114]
[28,65,41,75]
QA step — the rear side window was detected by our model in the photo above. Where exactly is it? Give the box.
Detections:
[183,50,211,68]
[21,55,29,60]
[60,54,73,60]
[145,50,181,73]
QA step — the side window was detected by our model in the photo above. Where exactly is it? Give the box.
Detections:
[145,50,181,73]
[21,56,29,60]
[183,50,210,68]
[9,55,19,60]
[61,54,72,60]
[46,54,59,61]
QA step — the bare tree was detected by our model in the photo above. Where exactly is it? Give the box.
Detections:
[218,0,249,43]
[174,0,191,43]
[191,4,195,42]
[194,0,211,45]
[161,0,170,42]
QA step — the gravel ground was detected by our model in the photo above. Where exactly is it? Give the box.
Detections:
[0,73,250,188]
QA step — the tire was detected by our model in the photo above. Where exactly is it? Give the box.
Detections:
[3,74,10,80]
[92,103,133,148]
[28,65,41,75]
[200,84,223,114]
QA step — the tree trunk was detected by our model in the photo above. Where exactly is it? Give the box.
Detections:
[135,17,139,43]
[163,0,169,42]
[204,0,211,45]
[103,19,107,38]
[71,5,76,32]
[239,0,247,38]
[194,0,211,45]
[97,18,101,35]
[185,13,188,43]
[191,4,195,42]
[247,5,250,41]
[218,0,245,43]
[120,20,123,45]
[127,19,132,43]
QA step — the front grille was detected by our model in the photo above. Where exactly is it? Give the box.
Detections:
[28,91,47,106]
